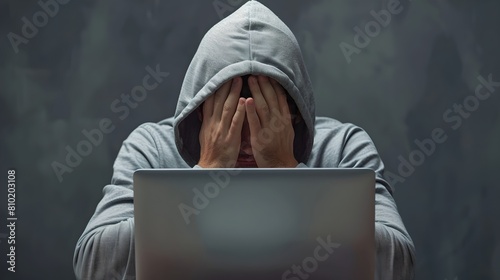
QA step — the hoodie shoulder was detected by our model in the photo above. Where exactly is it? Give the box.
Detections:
[310,116,379,167]
[314,116,360,133]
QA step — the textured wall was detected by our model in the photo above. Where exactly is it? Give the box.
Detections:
[0,0,499,279]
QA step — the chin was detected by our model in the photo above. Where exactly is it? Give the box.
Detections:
[235,161,258,168]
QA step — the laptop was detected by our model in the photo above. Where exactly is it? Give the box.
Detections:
[133,168,375,280]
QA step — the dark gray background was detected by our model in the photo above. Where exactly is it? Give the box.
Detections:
[0,0,499,279]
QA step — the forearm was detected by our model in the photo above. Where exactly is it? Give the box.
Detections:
[74,219,135,280]
[74,124,161,279]
[74,185,137,279]
[375,222,415,280]
[373,180,416,280]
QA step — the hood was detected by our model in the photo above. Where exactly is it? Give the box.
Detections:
[173,0,316,166]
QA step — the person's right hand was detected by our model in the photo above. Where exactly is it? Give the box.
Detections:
[198,77,246,168]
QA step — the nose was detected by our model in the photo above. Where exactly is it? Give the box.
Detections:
[240,117,253,156]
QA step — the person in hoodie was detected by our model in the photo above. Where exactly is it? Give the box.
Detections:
[73,1,415,279]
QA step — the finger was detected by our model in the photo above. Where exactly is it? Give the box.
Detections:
[248,75,270,122]
[258,75,280,113]
[229,97,246,138]
[221,77,243,131]
[245,97,262,137]
[202,93,215,119]
[213,79,233,121]
[270,78,290,117]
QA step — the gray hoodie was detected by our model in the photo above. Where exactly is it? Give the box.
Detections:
[73,1,415,279]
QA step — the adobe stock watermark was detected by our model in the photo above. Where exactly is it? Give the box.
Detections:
[282,235,341,280]
[178,107,297,225]
[340,0,413,64]
[178,166,242,225]
[213,0,245,19]
[7,0,72,54]
[51,64,170,182]
[385,74,499,187]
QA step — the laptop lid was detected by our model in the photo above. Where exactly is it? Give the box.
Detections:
[134,168,375,280]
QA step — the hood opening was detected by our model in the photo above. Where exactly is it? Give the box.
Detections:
[174,1,315,167]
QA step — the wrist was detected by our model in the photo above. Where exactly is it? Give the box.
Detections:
[264,158,298,168]
[198,159,236,168]
[285,159,299,168]
[197,161,219,168]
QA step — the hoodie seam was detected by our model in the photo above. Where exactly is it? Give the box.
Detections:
[247,1,253,69]
[139,123,162,167]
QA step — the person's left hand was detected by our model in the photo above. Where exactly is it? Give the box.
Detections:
[245,75,298,168]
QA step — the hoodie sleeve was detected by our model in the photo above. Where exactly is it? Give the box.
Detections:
[73,124,161,280]
[335,125,416,280]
